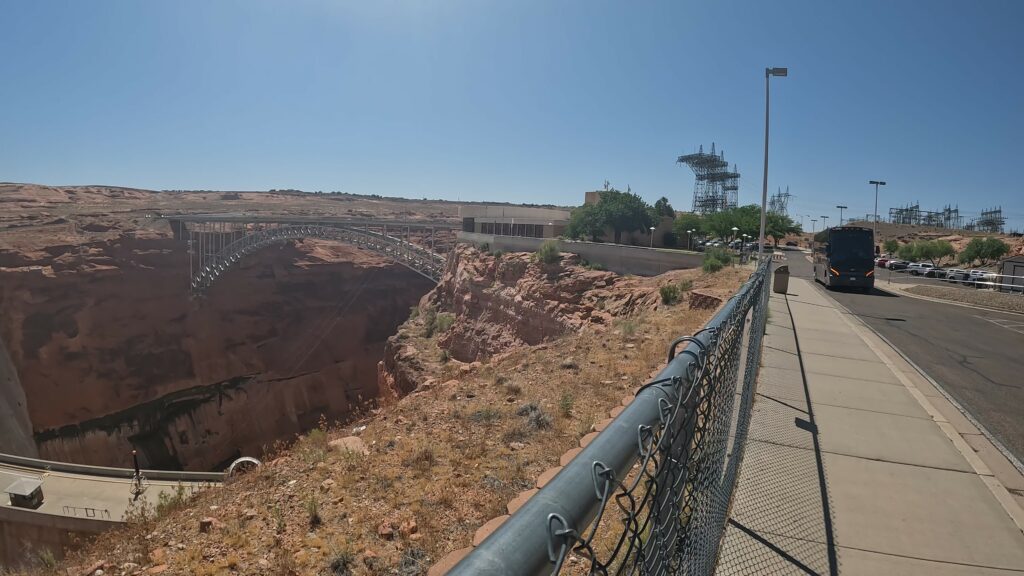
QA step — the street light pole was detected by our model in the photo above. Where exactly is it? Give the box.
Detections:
[836,205,847,226]
[759,66,788,258]
[869,180,886,241]
[821,215,829,231]
[811,218,817,236]
[649,226,655,248]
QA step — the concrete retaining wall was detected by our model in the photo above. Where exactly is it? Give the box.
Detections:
[0,505,110,568]
[457,232,703,276]
[0,335,37,457]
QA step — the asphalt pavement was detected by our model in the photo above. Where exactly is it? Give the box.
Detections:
[781,250,1024,463]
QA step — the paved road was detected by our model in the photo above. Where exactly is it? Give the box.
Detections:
[782,251,1024,462]
[1,459,216,522]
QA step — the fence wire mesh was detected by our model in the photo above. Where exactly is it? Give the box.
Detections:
[451,259,772,576]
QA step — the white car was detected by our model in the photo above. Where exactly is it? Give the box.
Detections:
[907,262,935,276]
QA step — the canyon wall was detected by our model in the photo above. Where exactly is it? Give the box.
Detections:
[0,333,37,456]
[0,220,432,470]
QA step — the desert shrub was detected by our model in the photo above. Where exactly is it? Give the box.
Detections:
[327,547,355,576]
[517,402,553,430]
[559,393,574,418]
[155,482,189,517]
[491,249,504,258]
[479,242,490,252]
[470,407,502,425]
[502,425,530,443]
[615,318,638,336]
[439,349,450,363]
[404,446,437,473]
[702,258,724,273]
[421,307,437,337]
[396,548,429,576]
[705,246,733,266]
[306,494,321,529]
[433,312,455,334]
[660,283,681,304]
[678,278,694,292]
[536,240,561,264]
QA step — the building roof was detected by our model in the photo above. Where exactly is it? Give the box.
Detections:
[1000,254,1024,264]
[5,477,42,496]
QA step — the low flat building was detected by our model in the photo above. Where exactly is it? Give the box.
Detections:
[459,205,569,238]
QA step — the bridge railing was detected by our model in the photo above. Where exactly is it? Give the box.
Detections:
[449,258,771,575]
[0,452,225,482]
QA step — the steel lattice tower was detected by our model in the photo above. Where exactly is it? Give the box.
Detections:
[678,143,740,214]
[768,186,792,216]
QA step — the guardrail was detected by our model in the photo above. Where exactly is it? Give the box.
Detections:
[0,452,225,483]
[883,266,1024,293]
[450,258,771,575]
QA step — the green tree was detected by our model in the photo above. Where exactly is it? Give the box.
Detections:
[958,237,1009,265]
[883,239,900,255]
[765,212,802,246]
[703,205,760,240]
[929,240,956,264]
[897,240,955,264]
[653,197,676,218]
[981,237,1010,263]
[672,212,704,239]
[595,189,654,244]
[565,203,604,241]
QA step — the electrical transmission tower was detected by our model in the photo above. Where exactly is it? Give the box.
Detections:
[677,143,740,214]
[768,186,792,216]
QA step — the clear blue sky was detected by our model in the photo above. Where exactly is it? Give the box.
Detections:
[2,1,1022,229]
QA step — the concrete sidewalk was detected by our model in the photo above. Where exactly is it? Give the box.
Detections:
[717,277,1024,575]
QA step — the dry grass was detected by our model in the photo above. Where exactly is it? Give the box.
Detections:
[40,266,747,576]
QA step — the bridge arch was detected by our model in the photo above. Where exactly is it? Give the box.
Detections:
[190,224,445,293]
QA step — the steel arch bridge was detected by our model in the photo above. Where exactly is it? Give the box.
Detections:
[189,224,446,293]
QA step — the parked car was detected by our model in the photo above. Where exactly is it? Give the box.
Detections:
[875,257,890,268]
[886,260,908,270]
[926,267,948,279]
[967,270,998,289]
[945,268,967,283]
[785,240,798,247]
[908,262,935,276]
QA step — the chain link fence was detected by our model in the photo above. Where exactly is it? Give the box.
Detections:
[450,258,771,576]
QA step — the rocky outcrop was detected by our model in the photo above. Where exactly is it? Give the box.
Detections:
[429,246,662,362]
[374,246,665,388]
[0,218,433,469]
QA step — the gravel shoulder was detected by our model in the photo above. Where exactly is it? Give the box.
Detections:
[906,284,1024,314]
